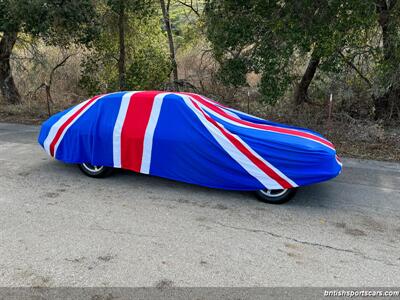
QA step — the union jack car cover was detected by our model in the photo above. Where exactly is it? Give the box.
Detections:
[38,91,342,190]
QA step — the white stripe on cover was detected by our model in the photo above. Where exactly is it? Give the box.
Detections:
[43,100,89,156]
[140,93,167,174]
[195,99,334,151]
[336,155,343,168]
[52,96,106,157]
[195,94,242,118]
[192,94,297,187]
[180,95,285,190]
[233,134,298,187]
[113,92,138,168]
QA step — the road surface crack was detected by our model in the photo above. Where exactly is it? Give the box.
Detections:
[214,221,357,253]
[214,221,398,266]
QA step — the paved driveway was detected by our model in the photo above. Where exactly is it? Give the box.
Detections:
[0,123,399,287]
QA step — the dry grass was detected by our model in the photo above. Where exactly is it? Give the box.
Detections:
[0,99,73,125]
[225,96,400,162]
[15,44,86,97]
[0,43,87,123]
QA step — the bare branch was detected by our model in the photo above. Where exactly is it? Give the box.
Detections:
[49,53,75,86]
[30,52,76,116]
[338,51,372,88]
[177,0,200,17]
[33,83,47,99]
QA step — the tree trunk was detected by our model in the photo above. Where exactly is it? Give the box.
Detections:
[0,31,21,104]
[160,0,178,84]
[118,0,126,91]
[374,0,400,119]
[376,0,397,61]
[293,52,320,105]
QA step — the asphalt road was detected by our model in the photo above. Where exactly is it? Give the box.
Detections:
[0,122,399,287]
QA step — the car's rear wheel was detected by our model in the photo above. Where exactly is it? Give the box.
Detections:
[255,188,297,204]
[78,163,113,178]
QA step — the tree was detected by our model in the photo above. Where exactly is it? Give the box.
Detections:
[0,31,20,104]
[373,0,400,118]
[160,0,179,83]
[106,0,152,91]
[205,0,375,104]
[293,54,320,105]
[117,0,127,90]
[80,2,171,94]
[0,0,97,104]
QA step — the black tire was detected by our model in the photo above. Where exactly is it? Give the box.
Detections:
[78,163,113,178]
[254,188,297,204]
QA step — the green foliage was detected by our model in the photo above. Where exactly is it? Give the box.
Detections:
[80,4,171,94]
[0,0,98,45]
[169,1,205,53]
[205,0,377,104]
[216,57,247,87]
[106,0,151,13]
[374,1,400,92]
[125,46,171,90]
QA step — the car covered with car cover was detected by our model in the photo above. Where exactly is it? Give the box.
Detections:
[38,91,342,204]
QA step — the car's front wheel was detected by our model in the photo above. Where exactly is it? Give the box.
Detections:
[254,188,297,204]
[78,163,113,178]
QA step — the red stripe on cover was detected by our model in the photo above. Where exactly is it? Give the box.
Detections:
[49,95,102,157]
[120,91,161,172]
[189,99,294,189]
[184,93,334,150]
